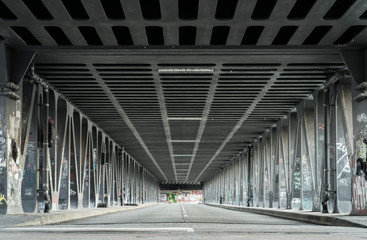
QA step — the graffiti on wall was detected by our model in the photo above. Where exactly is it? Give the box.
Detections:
[7,106,24,214]
[0,118,6,178]
[0,114,7,214]
[168,193,179,203]
[0,137,5,176]
[302,155,312,187]
[336,142,351,186]
[294,171,301,190]
[357,113,367,124]
[22,141,37,198]
[353,112,367,214]
[160,191,203,203]
[356,136,367,161]
[354,175,367,212]
[59,157,69,207]
[0,193,7,205]
[7,156,23,208]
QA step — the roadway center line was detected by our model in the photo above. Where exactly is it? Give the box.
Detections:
[180,203,188,218]
[5,227,195,233]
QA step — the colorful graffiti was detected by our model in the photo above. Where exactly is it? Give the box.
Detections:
[161,191,203,203]
[0,193,7,205]
[353,175,367,212]
[354,111,367,214]
[168,193,179,203]
[0,137,5,178]
[356,136,367,160]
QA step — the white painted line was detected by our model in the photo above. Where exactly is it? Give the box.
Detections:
[180,204,188,218]
[6,227,194,233]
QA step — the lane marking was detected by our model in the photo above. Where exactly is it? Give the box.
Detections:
[180,204,188,219]
[5,227,194,233]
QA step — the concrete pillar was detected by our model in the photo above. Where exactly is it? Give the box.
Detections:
[0,80,22,214]
[0,42,34,215]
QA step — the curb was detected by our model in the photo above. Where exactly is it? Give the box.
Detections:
[204,203,367,228]
[8,203,159,228]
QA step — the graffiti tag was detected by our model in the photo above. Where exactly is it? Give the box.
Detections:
[357,113,367,123]
[0,193,7,205]
[353,175,367,212]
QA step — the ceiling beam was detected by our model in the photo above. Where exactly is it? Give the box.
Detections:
[185,69,218,182]
[90,64,168,181]
[195,65,284,182]
[153,67,177,181]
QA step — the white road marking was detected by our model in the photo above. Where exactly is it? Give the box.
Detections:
[180,204,188,218]
[5,227,194,233]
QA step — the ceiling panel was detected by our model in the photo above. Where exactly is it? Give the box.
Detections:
[0,0,355,183]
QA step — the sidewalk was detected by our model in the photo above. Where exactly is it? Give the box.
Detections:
[205,202,367,228]
[0,203,158,228]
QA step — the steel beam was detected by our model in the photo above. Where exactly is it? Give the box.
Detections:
[90,64,168,181]
[153,70,177,181]
[195,66,283,182]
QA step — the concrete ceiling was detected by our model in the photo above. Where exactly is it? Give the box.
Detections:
[0,0,365,182]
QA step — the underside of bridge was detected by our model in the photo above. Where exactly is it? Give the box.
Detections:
[0,0,367,215]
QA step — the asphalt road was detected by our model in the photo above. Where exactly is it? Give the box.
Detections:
[2,203,367,240]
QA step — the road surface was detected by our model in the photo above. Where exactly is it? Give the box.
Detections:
[2,203,367,239]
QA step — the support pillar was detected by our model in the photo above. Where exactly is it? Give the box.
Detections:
[247,145,252,207]
[0,41,35,214]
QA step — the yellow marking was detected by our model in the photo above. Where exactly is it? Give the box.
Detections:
[0,193,7,205]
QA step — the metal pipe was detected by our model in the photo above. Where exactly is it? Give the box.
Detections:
[29,64,51,213]
[43,85,51,213]
[36,85,41,213]
[322,87,330,213]
[321,71,348,213]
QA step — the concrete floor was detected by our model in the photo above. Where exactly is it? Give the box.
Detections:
[2,203,367,240]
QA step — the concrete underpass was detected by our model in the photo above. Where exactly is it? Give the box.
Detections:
[1,0,367,239]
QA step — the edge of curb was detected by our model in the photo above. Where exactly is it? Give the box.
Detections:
[204,203,367,228]
[7,203,159,228]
